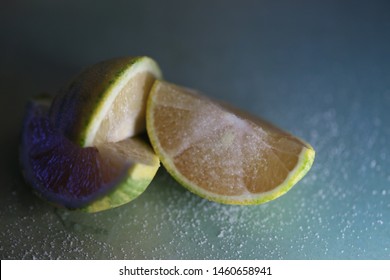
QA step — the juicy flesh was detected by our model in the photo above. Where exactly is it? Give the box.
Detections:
[150,82,309,196]
[93,72,155,145]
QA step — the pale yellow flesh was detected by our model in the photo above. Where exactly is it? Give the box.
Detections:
[146,80,315,204]
[93,72,155,145]
[83,57,162,147]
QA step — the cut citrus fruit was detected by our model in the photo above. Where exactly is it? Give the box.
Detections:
[20,56,162,212]
[49,56,162,147]
[20,99,159,212]
[146,80,315,205]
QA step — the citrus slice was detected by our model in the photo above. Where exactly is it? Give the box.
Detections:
[20,56,162,212]
[20,99,159,213]
[49,56,162,147]
[146,80,315,205]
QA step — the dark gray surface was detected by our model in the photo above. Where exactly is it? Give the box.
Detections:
[1,0,389,259]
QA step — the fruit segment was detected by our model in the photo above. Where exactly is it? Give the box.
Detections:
[49,56,162,147]
[146,80,315,205]
[20,56,162,212]
[20,100,159,212]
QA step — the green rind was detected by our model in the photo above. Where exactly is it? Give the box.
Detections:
[50,56,162,147]
[82,162,160,213]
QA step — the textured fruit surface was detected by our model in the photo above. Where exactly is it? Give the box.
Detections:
[20,100,159,212]
[49,56,162,147]
[146,80,315,205]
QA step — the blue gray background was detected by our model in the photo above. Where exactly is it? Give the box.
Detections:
[1,0,389,259]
